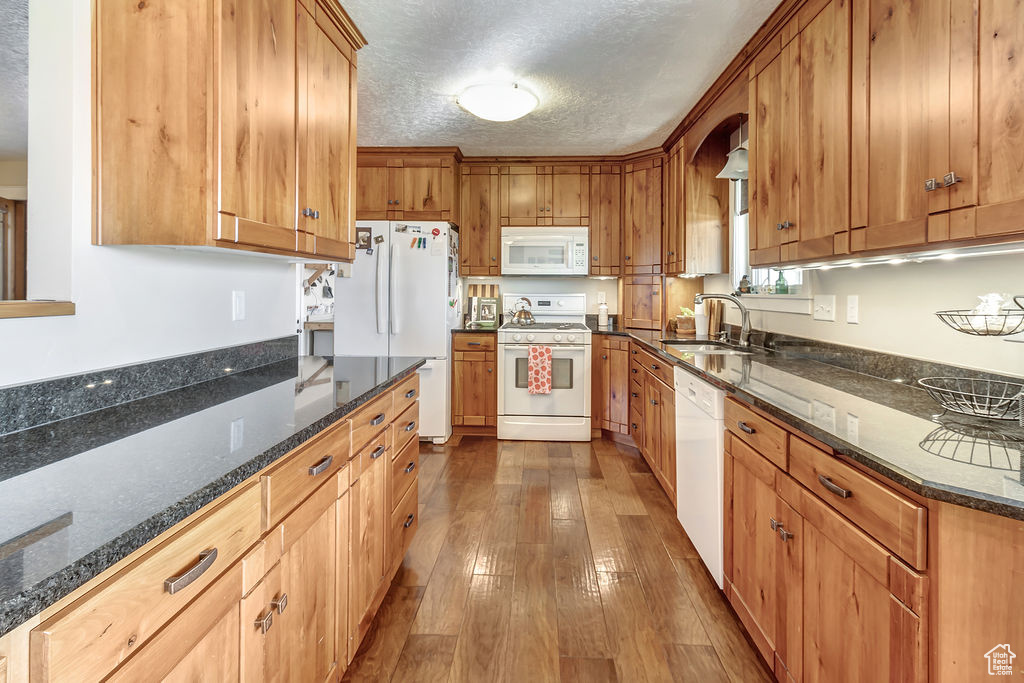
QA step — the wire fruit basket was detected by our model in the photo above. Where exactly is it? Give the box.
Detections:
[935,295,1024,336]
[918,377,1024,422]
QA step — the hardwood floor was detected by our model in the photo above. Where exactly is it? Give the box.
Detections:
[343,436,771,683]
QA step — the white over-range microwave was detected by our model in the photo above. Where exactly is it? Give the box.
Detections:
[500,226,589,276]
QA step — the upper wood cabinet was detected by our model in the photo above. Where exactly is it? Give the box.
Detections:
[459,166,501,275]
[94,0,364,261]
[620,275,663,330]
[499,165,590,226]
[355,150,461,222]
[683,134,730,275]
[589,164,622,275]
[663,143,685,275]
[622,155,664,274]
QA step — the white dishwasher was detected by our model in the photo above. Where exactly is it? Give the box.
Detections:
[674,366,726,589]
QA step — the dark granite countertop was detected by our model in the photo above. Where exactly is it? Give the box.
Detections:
[0,355,424,636]
[602,327,1024,521]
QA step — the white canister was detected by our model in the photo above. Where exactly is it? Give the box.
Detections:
[693,302,709,339]
[598,302,609,328]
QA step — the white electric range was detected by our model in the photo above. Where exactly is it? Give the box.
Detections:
[497,294,592,441]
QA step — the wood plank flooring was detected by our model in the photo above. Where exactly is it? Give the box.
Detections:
[343,436,771,683]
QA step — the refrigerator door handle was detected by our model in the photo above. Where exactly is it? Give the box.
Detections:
[375,246,386,335]
[390,242,400,334]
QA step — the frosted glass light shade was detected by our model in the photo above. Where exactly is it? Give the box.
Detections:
[457,83,538,122]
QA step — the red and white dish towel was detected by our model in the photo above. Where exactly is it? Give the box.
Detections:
[527,345,552,394]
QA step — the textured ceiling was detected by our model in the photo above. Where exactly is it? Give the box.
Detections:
[0,0,28,160]
[342,0,777,156]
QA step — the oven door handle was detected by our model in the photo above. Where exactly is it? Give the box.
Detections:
[500,344,588,351]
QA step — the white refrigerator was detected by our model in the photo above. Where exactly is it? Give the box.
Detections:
[334,221,461,444]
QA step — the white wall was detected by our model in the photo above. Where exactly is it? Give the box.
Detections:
[462,277,619,316]
[704,251,1024,378]
[0,0,296,388]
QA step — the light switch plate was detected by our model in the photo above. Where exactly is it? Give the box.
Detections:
[232,290,246,321]
[813,294,836,321]
[847,295,859,324]
[230,417,244,452]
[846,413,860,444]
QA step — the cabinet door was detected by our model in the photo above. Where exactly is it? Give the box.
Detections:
[589,165,622,275]
[608,344,630,431]
[976,0,1024,238]
[280,481,337,682]
[623,158,663,273]
[356,160,390,220]
[240,562,285,682]
[298,7,355,254]
[684,136,729,274]
[621,276,663,330]
[392,160,455,220]
[656,380,676,504]
[218,0,297,235]
[501,166,543,225]
[452,356,497,427]
[550,166,589,225]
[750,40,799,266]
[641,375,660,468]
[663,144,684,274]
[336,485,352,667]
[349,447,386,647]
[592,339,609,427]
[460,167,500,275]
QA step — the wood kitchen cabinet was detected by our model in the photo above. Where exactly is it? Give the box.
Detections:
[452,333,498,429]
[683,133,730,275]
[620,275,663,330]
[627,343,676,504]
[460,165,501,275]
[94,0,363,261]
[592,336,629,435]
[499,165,590,226]
[663,142,685,275]
[349,430,389,649]
[588,164,622,275]
[622,155,664,274]
[356,150,461,222]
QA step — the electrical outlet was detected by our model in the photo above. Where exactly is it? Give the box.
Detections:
[230,418,244,452]
[813,294,836,321]
[846,413,860,444]
[597,290,607,304]
[847,295,859,324]
[232,290,246,321]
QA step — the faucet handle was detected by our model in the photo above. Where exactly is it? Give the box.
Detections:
[717,331,729,342]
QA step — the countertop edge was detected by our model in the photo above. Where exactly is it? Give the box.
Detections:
[0,359,425,638]
[600,330,1024,522]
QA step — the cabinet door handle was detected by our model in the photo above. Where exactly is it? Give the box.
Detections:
[631,392,639,398]
[271,593,288,614]
[255,609,274,634]
[405,421,416,432]
[650,399,658,406]
[491,256,497,261]
[602,354,608,360]
[405,389,417,399]
[308,455,333,476]
[943,171,962,187]
[924,178,940,192]
[371,413,386,426]
[631,423,639,430]
[737,420,756,435]
[302,207,311,216]
[650,363,659,370]
[405,461,416,473]
[371,445,386,459]
[313,210,320,219]
[164,548,218,594]
[395,200,400,205]
[593,256,599,261]
[817,474,852,499]
[404,513,415,528]
[487,368,493,373]
[778,527,794,542]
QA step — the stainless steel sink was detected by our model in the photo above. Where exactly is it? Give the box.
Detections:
[660,340,753,356]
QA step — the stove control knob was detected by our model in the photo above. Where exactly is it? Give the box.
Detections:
[567,334,576,342]
[513,333,522,342]
[554,334,563,342]
[527,334,536,342]
[558,300,565,307]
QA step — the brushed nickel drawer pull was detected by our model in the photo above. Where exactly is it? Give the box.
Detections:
[650,363,659,370]
[737,420,755,435]
[308,455,333,476]
[818,474,852,499]
[405,389,417,398]
[467,341,482,346]
[371,413,386,426]
[404,462,416,473]
[371,445,386,459]
[404,513,415,528]
[405,421,416,432]
[271,593,288,614]
[164,548,218,595]
[255,609,273,634]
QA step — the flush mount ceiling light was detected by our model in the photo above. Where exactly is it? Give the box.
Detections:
[457,82,538,122]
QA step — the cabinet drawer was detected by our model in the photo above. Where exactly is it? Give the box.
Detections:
[391,480,419,566]
[392,437,419,511]
[261,419,351,530]
[393,401,419,456]
[351,427,391,481]
[789,437,927,570]
[629,405,643,444]
[31,485,260,682]
[629,357,644,382]
[350,390,394,453]
[393,372,420,416]
[724,398,788,469]
[453,333,496,352]
[635,347,674,388]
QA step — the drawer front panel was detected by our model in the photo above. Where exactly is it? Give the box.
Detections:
[393,373,420,417]
[789,437,927,569]
[32,485,261,682]
[391,437,419,511]
[352,427,392,481]
[392,401,419,456]
[453,333,497,352]
[350,391,394,453]
[724,398,788,469]
[262,419,351,530]
[634,347,674,388]
[390,480,419,570]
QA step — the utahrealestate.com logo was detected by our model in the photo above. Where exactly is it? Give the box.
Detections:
[985,644,1016,676]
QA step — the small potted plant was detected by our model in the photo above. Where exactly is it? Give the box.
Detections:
[676,307,696,334]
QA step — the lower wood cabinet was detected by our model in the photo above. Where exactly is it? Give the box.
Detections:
[452,332,497,429]
[627,343,676,505]
[349,428,390,653]
[591,336,629,434]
